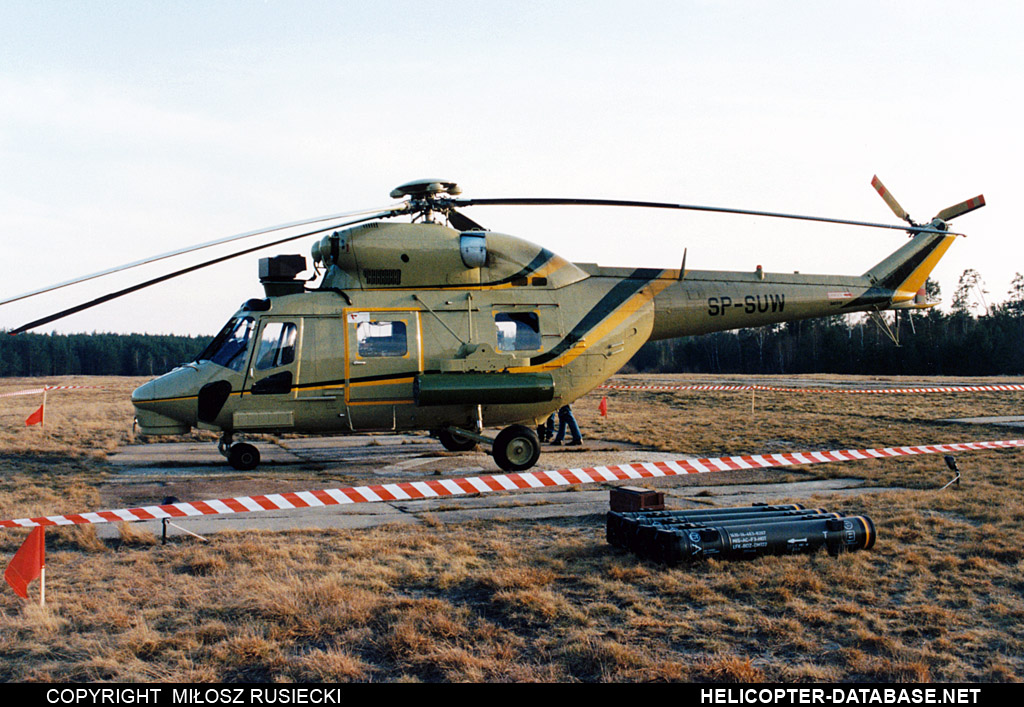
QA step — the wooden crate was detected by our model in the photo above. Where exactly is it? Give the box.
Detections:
[609,486,665,512]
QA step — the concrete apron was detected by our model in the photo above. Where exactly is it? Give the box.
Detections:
[100,434,908,540]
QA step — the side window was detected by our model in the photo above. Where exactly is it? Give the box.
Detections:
[356,320,407,357]
[254,322,297,370]
[495,312,541,351]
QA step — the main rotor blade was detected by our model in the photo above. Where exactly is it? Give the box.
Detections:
[936,194,985,222]
[8,209,399,335]
[452,197,958,235]
[446,208,486,232]
[870,175,911,223]
[0,203,402,308]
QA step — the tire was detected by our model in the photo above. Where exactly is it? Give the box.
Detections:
[493,424,541,472]
[437,428,478,452]
[228,442,261,471]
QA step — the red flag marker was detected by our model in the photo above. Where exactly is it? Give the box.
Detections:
[599,396,608,417]
[5,526,45,603]
[25,403,44,426]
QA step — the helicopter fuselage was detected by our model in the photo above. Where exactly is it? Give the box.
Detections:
[131,218,956,469]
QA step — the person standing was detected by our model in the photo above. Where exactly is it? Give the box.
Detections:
[550,404,582,446]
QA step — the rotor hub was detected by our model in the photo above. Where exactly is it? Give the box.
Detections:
[390,179,464,224]
[389,178,462,200]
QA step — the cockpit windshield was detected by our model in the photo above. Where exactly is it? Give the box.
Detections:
[196,317,254,372]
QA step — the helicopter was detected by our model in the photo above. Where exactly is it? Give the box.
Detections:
[2,177,985,472]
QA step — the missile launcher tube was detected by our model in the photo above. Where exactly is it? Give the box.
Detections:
[656,515,876,565]
[607,505,813,548]
[629,510,840,555]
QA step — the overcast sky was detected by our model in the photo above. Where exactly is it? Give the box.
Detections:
[1,1,1020,335]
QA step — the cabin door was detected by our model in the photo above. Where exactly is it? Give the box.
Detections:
[235,317,302,430]
[344,310,423,430]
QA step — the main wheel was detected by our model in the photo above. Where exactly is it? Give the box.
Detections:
[493,424,541,472]
[228,442,261,471]
[437,428,478,452]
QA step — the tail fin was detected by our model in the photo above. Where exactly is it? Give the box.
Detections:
[863,177,983,308]
[862,228,957,307]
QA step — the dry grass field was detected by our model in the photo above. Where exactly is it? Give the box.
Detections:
[1,373,1023,683]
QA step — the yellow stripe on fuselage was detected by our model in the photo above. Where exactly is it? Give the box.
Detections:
[511,275,673,373]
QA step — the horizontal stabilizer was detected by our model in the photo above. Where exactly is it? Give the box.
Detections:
[891,300,939,310]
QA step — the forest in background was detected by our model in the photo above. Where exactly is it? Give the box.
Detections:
[0,332,212,377]
[628,271,1024,376]
[2,272,1021,378]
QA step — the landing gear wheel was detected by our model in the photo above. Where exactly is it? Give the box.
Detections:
[493,424,541,472]
[228,442,261,471]
[437,428,478,452]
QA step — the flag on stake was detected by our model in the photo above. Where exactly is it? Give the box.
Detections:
[599,396,608,417]
[5,526,45,603]
[25,403,45,426]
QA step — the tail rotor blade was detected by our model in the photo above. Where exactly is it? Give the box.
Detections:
[936,194,986,222]
[871,175,912,224]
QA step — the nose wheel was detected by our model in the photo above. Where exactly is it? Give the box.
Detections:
[219,435,261,471]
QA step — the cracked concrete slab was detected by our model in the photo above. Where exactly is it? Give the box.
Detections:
[668,478,907,507]
[96,433,911,540]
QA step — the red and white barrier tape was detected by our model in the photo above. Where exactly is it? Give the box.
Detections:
[42,385,104,391]
[600,383,1024,394]
[2,438,1021,529]
[0,388,46,399]
[1,385,104,399]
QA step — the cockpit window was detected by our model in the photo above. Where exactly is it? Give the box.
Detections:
[255,322,297,370]
[197,317,254,372]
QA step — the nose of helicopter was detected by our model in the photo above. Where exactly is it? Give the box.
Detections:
[132,365,202,435]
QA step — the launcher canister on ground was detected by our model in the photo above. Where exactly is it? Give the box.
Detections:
[607,504,808,549]
[656,515,876,565]
[630,510,840,557]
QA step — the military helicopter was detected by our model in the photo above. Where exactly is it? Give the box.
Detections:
[2,177,984,472]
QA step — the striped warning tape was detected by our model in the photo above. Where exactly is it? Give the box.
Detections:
[0,388,46,399]
[1,438,1021,529]
[42,385,104,391]
[600,383,1024,394]
[1,385,104,399]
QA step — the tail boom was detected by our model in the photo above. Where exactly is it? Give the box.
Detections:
[648,229,957,340]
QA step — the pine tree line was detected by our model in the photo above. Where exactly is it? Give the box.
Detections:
[0,332,213,377]
[2,272,1021,379]
[627,272,1024,376]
